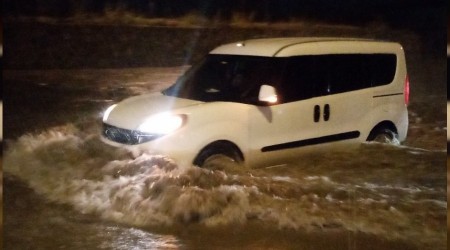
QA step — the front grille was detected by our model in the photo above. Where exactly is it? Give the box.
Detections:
[103,123,160,145]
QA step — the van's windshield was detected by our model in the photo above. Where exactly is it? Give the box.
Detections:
[163,55,286,104]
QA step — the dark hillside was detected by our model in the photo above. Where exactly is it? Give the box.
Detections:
[2,22,425,69]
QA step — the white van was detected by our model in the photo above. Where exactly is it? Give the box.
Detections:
[102,37,409,167]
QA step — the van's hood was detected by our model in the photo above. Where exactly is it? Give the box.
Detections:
[105,92,203,129]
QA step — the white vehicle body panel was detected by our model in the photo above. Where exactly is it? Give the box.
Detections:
[102,37,409,167]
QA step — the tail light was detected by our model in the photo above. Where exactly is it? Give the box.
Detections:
[404,75,410,106]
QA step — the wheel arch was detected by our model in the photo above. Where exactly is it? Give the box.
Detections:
[366,120,398,141]
[193,140,245,166]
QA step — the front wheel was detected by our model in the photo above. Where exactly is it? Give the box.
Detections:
[202,154,240,170]
[193,141,243,169]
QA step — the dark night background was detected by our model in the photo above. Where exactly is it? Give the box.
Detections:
[3,0,447,69]
[3,0,445,26]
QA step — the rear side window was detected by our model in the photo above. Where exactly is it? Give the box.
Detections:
[369,54,397,86]
[280,54,397,103]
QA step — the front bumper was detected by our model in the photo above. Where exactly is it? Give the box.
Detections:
[101,123,197,167]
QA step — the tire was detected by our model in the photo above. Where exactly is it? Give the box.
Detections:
[202,154,240,170]
[194,141,243,169]
[367,128,399,145]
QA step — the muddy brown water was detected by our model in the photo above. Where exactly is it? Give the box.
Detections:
[3,66,446,250]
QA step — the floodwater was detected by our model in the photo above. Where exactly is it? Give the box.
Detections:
[3,67,447,250]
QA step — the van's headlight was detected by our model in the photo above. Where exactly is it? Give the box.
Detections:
[138,114,186,134]
[103,104,117,122]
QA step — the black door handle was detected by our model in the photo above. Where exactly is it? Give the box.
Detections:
[324,104,330,121]
[314,105,320,123]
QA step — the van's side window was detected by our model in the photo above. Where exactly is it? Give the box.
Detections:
[325,54,370,94]
[280,54,397,103]
[281,55,319,102]
[368,54,397,86]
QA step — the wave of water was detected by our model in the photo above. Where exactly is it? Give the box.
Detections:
[4,124,446,249]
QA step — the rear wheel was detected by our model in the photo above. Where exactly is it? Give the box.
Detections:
[367,127,399,145]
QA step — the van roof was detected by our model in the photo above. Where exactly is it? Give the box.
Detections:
[210,37,400,57]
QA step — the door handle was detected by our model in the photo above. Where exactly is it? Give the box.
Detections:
[314,105,320,123]
[323,104,330,121]
[313,104,330,122]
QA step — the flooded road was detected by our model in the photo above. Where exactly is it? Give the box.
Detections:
[3,67,447,250]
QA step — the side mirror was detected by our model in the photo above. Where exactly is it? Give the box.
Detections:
[258,85,278,104]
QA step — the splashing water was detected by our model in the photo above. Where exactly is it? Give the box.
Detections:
[4,123,446,249]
